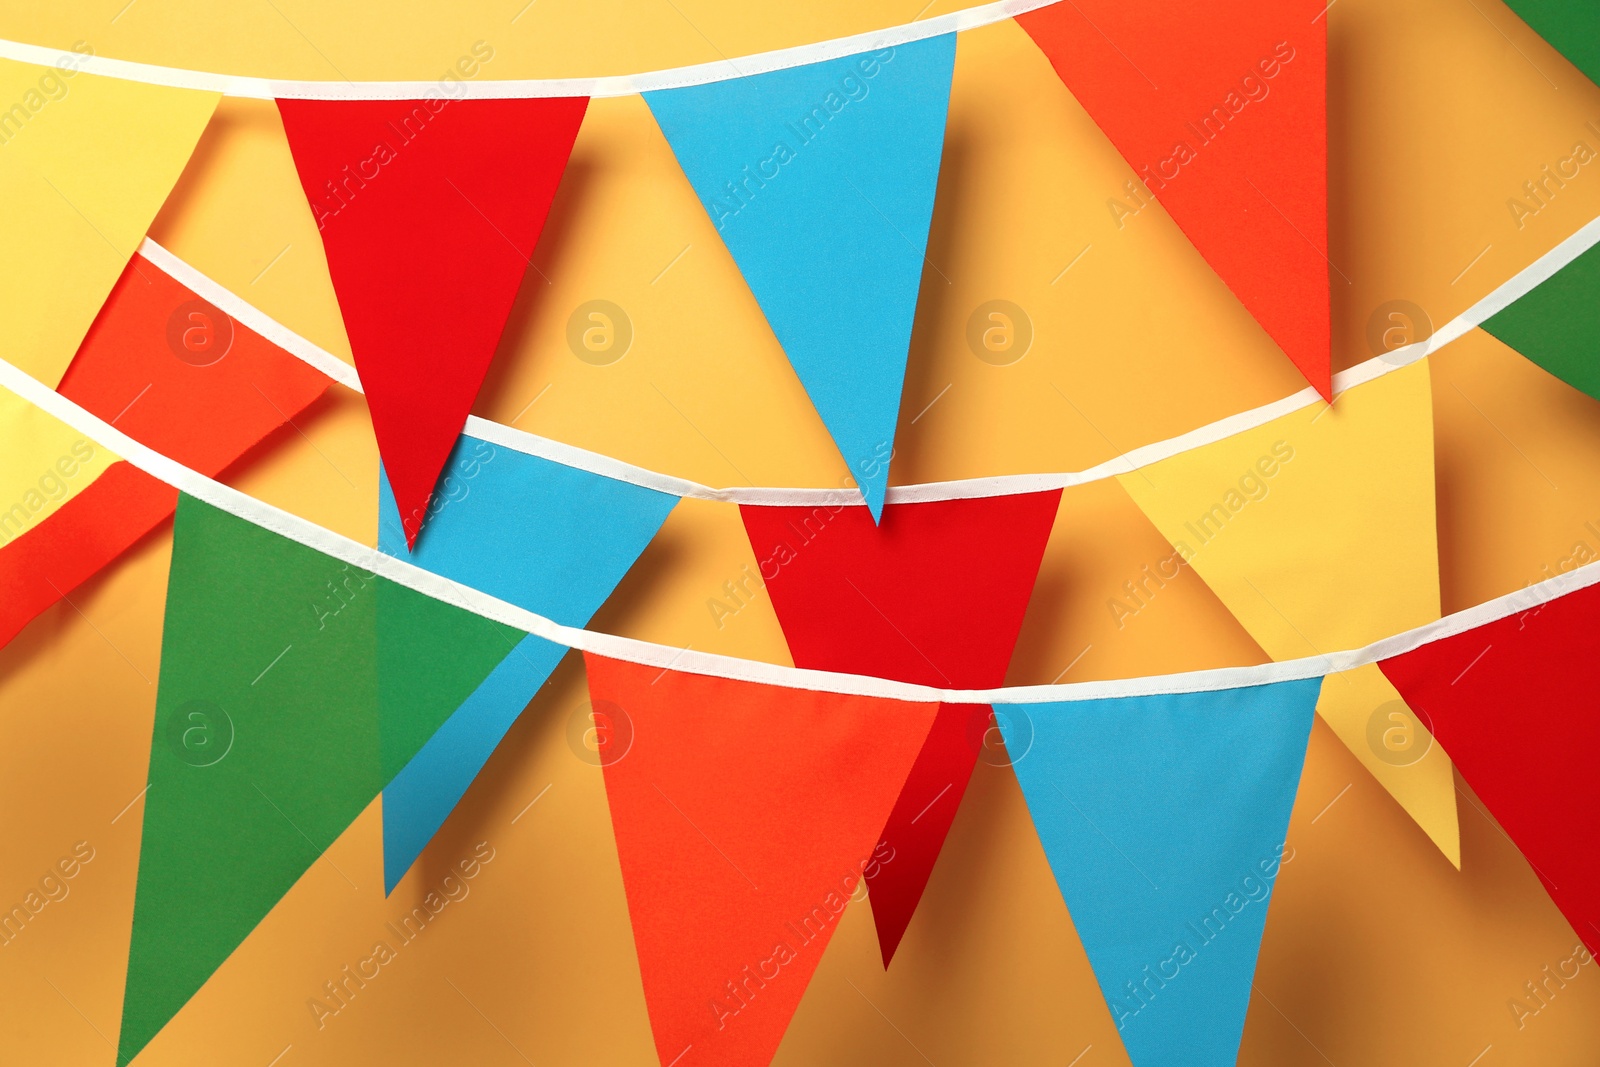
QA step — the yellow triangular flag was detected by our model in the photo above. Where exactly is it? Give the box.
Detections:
[0,57,218,386]
[0,383,119,544]
[1117,361,1461,865]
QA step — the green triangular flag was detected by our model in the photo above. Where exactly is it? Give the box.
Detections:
[378,579,524,785]
[1481,240,1600,401]
[1504,1,1600,86]
[117,495,521,1065]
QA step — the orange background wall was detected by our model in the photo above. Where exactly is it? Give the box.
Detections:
[3,0,1600,1063]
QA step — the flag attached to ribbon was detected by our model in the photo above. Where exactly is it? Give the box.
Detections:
[1018,1,1329,396]
[0,58,218,386]
[0,253,331,648]
[583,653,937,1067]
[998,678,1321,1067]
[377,436,678,891]
[277,95,588,546]
[118,495,524,1066]
[1480,239,1600,403]
[1380,579,1600,952]
[1115,361,1462,865]
[738,491,1060,965]
[645,36,956,518]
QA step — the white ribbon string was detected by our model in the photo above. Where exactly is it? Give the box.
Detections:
[0,0,1060,100]
[139,208,1600,506]
[3,345,1596,704]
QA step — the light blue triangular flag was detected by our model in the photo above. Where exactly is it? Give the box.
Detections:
[644,35,956,519]
[378,435,679,891]
[996,678,1321,1067]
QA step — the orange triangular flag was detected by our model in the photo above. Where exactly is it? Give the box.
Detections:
[1019,1,1330,396]
[583,655,937,1067]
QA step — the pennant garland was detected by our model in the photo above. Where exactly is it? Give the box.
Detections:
[1,7,1598,1064]
[1115,361,1463,865]
[376,434,678,891]
[739,492,1060,965]
[1018,0,1330,396]
[999,678,1321,1067]
[0,253,331,648]
[7,336,1599,1063]
[0,57,218,387]
[277,95,588,546]
[582,653,938,1067]
[1380,580,1600,953]
[1480,238,1600,403]
[645,36,957,519]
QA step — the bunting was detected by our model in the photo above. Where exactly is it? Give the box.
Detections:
[0,58,218,387]
[738,491,1060,965]
[0,252,331,647]
[1018,0,1330,395]
[582,653,938,1067]
[4,7,1600,1063]
[277,95,589,546]
[998,678,1321,1067]
[376,435,678,891]
[645,36,957,518]
[1380,580,1600,953]
[117,495,525,1065]
[1115,361,1462,865]
[1480,239,1600,403]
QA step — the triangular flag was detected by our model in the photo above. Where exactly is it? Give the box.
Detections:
[1503,0,1600,86]
[997,678,1321,1067]
[0,252,332,647]
[0,59,218,386]
[644,37,956,518]
[377,435,678,891]
[1115,361,1462,865]
[277,95,588,545]
[1380,580,1600,952]
[583,654,938,1067]
[1480,240,1600,402]
[1018,2,1329,395]
[117,495,523,1065]
[738,491,1060,965]
[0,383,122,546]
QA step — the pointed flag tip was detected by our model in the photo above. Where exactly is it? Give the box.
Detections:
[645,38,952,522]
[397,487,431,550]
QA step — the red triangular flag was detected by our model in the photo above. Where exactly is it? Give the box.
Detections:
[1,253,331,647]
[738,492,1060,965]
[1018,1,1329,396]
[583,654,937,1067]
[276,96,588,545]
[1380,582,1600,951]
